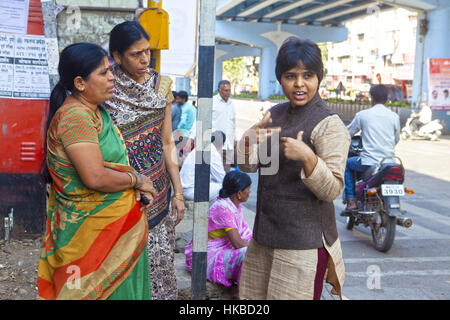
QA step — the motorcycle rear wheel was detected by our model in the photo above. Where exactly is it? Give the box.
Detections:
[370,199,396,252]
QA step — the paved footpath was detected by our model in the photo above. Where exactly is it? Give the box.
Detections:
[174,202,343,300]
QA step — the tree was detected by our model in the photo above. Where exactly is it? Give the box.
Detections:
[222,57,246,95]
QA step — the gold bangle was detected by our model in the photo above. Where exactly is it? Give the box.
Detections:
[127,172,136,187]
[171,193,184,201]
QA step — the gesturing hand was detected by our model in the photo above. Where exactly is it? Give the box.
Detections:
[243,111,281,147]
[281,131,318,177]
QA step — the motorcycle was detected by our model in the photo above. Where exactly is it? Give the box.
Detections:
[341,136,414,252]
[401,116,443,141]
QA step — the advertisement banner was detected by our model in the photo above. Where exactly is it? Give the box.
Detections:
[428,58,450,110]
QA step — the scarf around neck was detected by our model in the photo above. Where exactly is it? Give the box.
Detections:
[103,64,168,127]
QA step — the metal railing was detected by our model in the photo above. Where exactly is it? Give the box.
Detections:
[326,102,412,126]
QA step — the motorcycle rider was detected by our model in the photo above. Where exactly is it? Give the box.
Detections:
[344,84,400,211]
[409,102,432,133]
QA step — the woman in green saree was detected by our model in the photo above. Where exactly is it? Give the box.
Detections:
[38,43,156,300]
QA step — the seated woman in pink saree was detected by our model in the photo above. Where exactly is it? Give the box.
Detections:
[185,171,252,287]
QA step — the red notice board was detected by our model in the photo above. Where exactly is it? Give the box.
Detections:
[0,0,49,237]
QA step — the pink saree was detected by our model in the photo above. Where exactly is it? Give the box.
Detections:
[185,197,252,286]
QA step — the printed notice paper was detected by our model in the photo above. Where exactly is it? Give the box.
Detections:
[0,33,51,99]
[0,0,30,34]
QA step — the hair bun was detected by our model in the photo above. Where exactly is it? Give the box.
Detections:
[219,170,252,199]
[219,188,228,198]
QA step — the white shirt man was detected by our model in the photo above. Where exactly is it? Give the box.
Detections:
[189,80,237,171]
[347,103,400,166]
[212,93,236,152]
[180,131,226,201]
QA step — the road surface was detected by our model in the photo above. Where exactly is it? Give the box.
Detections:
[234,98,450,300]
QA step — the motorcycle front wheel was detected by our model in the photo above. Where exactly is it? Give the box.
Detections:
[370,198,396,252]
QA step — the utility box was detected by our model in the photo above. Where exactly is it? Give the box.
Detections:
[139,1,170,73]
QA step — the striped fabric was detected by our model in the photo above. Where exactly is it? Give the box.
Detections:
[38,104,150,300]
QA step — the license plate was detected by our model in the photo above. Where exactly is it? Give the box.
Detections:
[381,184,405,196]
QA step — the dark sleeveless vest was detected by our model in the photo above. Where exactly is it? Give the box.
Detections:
[254,93,339,250]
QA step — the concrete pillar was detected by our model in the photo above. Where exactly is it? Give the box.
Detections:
[412,7,450,132]
[214,57,224,92]
[259,46,278,99]
[215,20,347,100]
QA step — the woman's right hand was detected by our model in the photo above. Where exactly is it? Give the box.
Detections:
[242,111,281,148]
[135,175,157,210]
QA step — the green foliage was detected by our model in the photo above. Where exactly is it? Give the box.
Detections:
[231,92,258,99]
[222,57,246,94]
[267,94,288,101]
[387,100,411,108]
[325,98,411,109]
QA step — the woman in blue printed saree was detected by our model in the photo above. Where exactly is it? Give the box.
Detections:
[103,21,185,300]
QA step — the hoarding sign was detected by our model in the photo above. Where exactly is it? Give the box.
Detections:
[428,58,450,110]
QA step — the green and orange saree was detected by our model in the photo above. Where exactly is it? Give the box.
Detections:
[38,104,151,300]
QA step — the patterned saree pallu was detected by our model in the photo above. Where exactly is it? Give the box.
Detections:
[119,112,170,224]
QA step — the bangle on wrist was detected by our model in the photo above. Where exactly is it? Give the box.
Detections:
[134,172,144,189]
[171,192,184,201]
[127,172,136,187]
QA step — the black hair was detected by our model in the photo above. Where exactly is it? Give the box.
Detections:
[275,37,324,85]
[48,42,108,130]
[369,84,388,104]
[172,91,178,98]
[109,21,150,56]
[218,80,230,89]
[45,42,108,183]
[219,171,251,198]
[211,130,226,148]
[177,90,188,102]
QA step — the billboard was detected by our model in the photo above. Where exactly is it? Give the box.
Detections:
[428,58,450,110]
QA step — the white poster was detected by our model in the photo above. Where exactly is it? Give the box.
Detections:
[0,0,30,34]
[0,33,50,99]
[160,0,198,76]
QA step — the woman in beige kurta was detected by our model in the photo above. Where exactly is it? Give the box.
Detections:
[237,37,350,300]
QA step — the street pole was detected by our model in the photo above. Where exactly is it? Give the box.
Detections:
[191,0,215,300]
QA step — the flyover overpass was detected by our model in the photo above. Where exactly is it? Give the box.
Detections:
[213,0,450,128]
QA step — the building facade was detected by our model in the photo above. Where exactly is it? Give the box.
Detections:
[324,8,417,100]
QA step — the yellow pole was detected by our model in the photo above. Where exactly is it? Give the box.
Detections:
[148,0,162,9]
[153,49,161,73]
